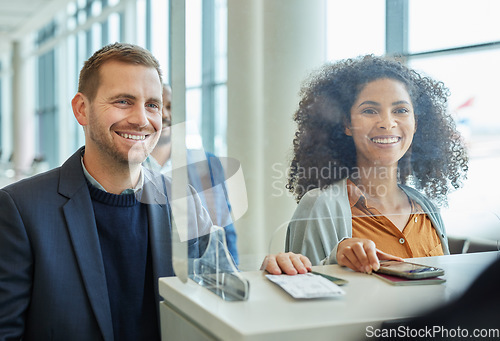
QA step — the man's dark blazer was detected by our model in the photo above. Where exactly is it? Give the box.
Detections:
[0,147,211,341]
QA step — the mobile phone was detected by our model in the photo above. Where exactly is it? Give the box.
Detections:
[375,260,445,279]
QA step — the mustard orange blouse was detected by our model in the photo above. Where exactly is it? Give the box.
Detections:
[347,180,443,258]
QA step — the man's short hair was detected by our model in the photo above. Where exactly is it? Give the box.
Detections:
[78,42,163,102]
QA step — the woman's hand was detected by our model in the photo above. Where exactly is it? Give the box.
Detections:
[261,252,312,275]
[337,238,403,273]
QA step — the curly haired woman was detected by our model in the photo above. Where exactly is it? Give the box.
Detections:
[285,55,468,273]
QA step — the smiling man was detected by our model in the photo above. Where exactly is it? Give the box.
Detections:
[72,55,163,194]
[0,43,310,341]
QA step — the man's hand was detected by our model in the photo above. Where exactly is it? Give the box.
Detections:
[261,252,312,275]
[337,238,403,273]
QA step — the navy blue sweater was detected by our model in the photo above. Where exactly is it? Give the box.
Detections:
[88,184,160,341]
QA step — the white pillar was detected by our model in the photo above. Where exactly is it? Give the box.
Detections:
[12,40,36,178]
[227,0,326,269]
[122,0,138,44]
[0,45,13,164]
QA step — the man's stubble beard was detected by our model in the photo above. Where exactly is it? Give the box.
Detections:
[87,118,159,167]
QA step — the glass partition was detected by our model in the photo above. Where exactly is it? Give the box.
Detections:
[166,0,499,302]
[168,0,248,301]
[12,0,491,305]
[0,0,496,314]
[164,119,249,300]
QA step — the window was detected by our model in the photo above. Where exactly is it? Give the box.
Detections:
[324,1,500,240]
[28,0,226,168]
[408,0,500,54]
[142,0,227,155]
[406,1,500,239]
[36,22,58,168]
[326,0,386,61]
[149,0,169,78]
[32,0,124,166]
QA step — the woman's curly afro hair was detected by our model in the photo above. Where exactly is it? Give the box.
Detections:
[286,55,468,206]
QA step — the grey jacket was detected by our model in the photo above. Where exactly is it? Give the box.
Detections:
[286,178,449,265]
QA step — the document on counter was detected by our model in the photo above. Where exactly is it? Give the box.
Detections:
[265,273,345,299]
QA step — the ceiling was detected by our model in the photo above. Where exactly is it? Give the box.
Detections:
[0,0,69,46]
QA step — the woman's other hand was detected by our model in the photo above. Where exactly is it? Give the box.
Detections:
[337,238,403,273]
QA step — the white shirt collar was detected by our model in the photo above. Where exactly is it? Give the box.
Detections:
[80,156,144,194]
